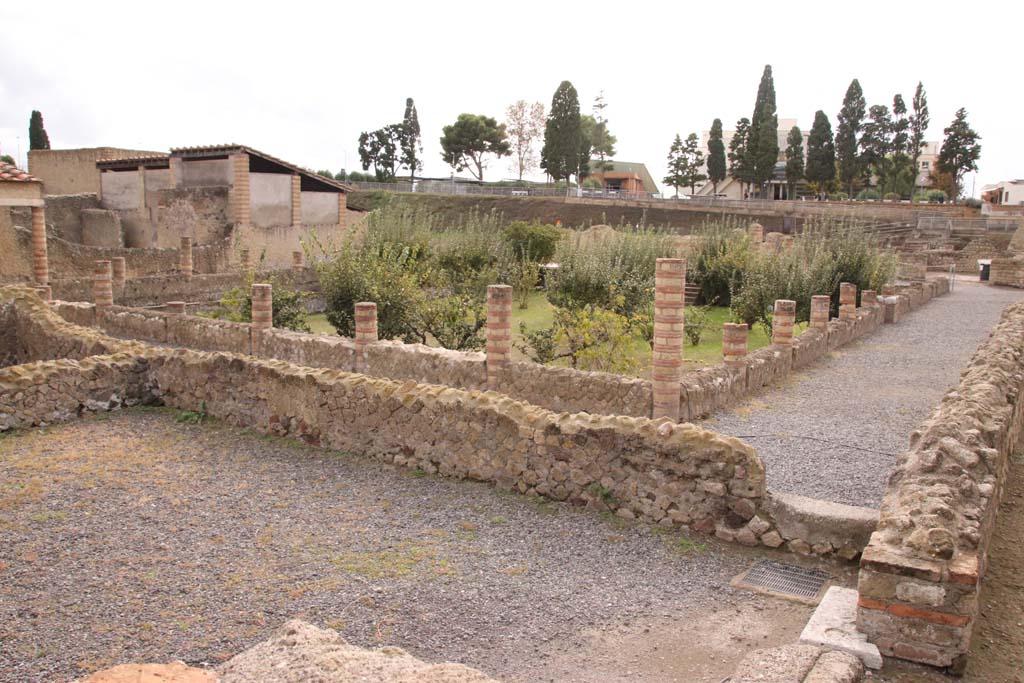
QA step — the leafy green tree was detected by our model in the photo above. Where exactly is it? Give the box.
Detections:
[400,98,422,181]
[728,117,754,196]
[541,81,583,184]
[358,125,403,181]
[860,104,893,187]
[681,133,707,195]
[589,91,617,173]
[664,134,687,198]
[707,118,727,193]
[909,82,930,189]
[505,100,546,180]
[578,114,595,178]
[439,113,511,182]
[784,126,804,197]
[316,169,335,179]
[891,94,909,157]
[836,79,866,195]
[937,108,982,200]
[0,154,15,166]
[805,111,835,193]
[29,111,50,150]
[747,65,779,195]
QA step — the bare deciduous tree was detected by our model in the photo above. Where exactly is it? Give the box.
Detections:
[505,100,545,180]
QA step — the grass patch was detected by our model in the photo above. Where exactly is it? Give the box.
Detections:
[330,542,452,579]
[675,536,709,555]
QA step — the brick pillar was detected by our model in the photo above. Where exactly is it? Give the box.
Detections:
[862,289,878,307]
[229,153,251,226]
[748,223,764,243]
[111,256,127,289]
[290,174,302,227]
[166,301,186,315]
[250,283,273,354]
[179,237,193,281]
[652,258,686,421]
[338,192,347,230]
[781,235,795,251]
[486,285,513,390]
[839,282,857,319]
[881,284,896,296]
[810,295,830,329]
[239,248,250,271]
[772,299,796,345]
[31,206,48,286]
[93,260,113,319]
[34,285,52,302]
[354,302,378,372]
[722,323,748,367]
[292,250,304,271]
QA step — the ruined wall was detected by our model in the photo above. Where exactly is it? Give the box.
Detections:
[990,256,1024,288]
[250,173,292,227]
[179,158,232,187]
[857,299,1024,670]
[301,191,340,225]
[28,147,162,196]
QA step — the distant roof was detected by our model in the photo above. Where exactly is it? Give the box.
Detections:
[0,160,40,183]
[588,160,660,194]
[97,144,353,193]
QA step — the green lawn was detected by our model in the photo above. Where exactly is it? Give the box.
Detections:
[307,292,792,378]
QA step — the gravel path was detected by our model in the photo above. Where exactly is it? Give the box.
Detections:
[0,409,814,683]
[705,280,1024,508]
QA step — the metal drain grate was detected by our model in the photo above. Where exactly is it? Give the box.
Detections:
[734,560,830,603]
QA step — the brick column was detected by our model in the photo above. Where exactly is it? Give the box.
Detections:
[239,248,250,271]
[772,299,796,346]
[290,174,302,227]
[486,285,513,390]
[748,223,764,243]
[881,284,896,296]
[93,260,113,319]
[229,153,251,226]
[250,283,273,354]
[338,192,347,230]
[839,282,857,319]
[31,206,48,286]
[810,295,830,329]
[179,237,193,281]
[722,323,748,367]
[652,258,686,421]
[111,256,127,289]
[354,302,378,372]
[292,250,304,271]
[862,289,878,307]
[34,285,51,302]
[166,301,186,315]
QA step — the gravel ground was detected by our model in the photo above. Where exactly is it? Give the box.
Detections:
[0,409,822,683]
[705,280,1024,508]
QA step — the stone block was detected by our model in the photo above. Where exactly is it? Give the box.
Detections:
[800,586,883,669]
[767,492,877,555]
[80,208,124,248]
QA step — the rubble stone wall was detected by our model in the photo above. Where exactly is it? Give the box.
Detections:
[856,298,1024,669]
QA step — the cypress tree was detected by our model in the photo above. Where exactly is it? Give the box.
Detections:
[400,98,422,181]
[747,65,778,196]
[805,111,836,193]
[541,81,583,185]
[937,108,981,200]
[707,118,726,193]
[836,79,866,195]
[29,110,50,150]
[784,126,804,197]
[909,82,930,177]
[728,117,752,197]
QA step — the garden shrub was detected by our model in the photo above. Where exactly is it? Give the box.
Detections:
[504,220,562,262]
[963,197,982,208]
[205,259,311,332]
[691,218,752,306]
[856,189,882,201]
[926,190,948,203]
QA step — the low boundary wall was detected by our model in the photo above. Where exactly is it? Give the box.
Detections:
[856,299,1024,670]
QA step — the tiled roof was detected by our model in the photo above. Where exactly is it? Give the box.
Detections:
[171,143,352,192]
[0,160,40,183]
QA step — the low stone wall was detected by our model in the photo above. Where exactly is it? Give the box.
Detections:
[856,298,1024,670]
[990,256,1024,288]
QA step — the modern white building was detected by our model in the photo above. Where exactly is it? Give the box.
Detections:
[981,180,1024,206]
[695,118,808,200]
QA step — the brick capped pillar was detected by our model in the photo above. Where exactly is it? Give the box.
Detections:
[239,248,250,271]
[354,302,378,372]
[652,258,686,421]
[229,153,251,226]
[772,299,796,345]
[862,289,878,307]
[292,250,304,271]
[810,295,830,329]
[34,285,51,302]
[881,284,896,296]
[839,282,857,319]
[93,260,113,319]
[722,322,748,367]
[338,192,347,230]
[748,223,764,243]
[111,256,127,289]
[166,301,186,315]
[179,237,193,281]
[486,284,513,390]
[250,283,273,354]
[31,206,48,286]
[291,174,302,227]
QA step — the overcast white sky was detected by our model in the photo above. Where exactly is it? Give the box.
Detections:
[1,1,1020,195]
